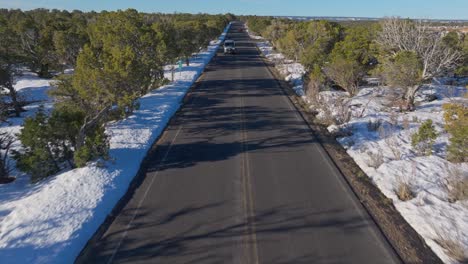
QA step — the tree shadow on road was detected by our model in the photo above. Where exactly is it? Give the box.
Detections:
[88,202,372,264]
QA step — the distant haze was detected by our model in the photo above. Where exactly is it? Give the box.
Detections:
[0,0,467,20]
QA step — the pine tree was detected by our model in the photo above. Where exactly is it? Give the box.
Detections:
[411,119,438,156]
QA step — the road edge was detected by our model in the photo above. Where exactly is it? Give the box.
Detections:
[256,48,443,264]
[74,59,214,264]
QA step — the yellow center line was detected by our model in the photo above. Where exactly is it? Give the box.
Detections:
[239,91,260,264]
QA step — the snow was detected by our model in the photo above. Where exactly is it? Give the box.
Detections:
[0,23,231,263]
[333,86,468,264]
[248,27,468,264]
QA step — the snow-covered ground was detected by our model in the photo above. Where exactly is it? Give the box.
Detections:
[0,23,231,263]
[248,28,468,264]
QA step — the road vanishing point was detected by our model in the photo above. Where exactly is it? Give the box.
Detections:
[77,22,401,264]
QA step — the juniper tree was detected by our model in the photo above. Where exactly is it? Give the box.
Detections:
[0,14,24,117]
[377,18,462,110]
[52,9,166,166]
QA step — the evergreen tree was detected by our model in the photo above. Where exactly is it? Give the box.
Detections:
[14,106,60,182]
[0,13,24,117]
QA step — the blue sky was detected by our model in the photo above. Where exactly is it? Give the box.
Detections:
[1,0,467,20]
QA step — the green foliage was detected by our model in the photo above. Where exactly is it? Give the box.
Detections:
[7,9,231,180]
[73,126,109,168]
[377,18,462,110]
[247,18,379,100]
[14,107,60,182]
[14,103,107,180]
[305,65,326,102]
[443,103,468,163]
[442,31,461,49]
[63,9,165,122]
[329,24,378,70]
[297,20,342,70]
[324,57,363,96]
[276,29,302,61]
[152,14,228,66]
[411,119,438,156]
[263,19,291,44]
[274,20,342,70]
[0,12,24,117]
[455,35,468,76]
[381,51,423,88]
[245,16,272,35]
[0,9,94,77]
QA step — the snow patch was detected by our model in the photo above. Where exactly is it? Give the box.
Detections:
[0,23,231,263]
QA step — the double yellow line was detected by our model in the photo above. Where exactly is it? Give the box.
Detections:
[239,93,260,264]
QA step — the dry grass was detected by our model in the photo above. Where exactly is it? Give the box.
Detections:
[445,167,468,203]
[378,122,393,139]
[402,116,410,130]
[367,150,384,168]
[386,137,403,160]
[449,178,468,202]
[317,106,336,126]
[435,235,468,263]
[334,97,352,125]
[306,79,321,105]
[389,111,399,127]
[395,179,415,201]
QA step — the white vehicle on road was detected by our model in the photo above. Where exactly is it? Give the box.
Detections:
[223,40,236,54]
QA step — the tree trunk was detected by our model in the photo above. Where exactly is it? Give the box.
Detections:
[171,65,175,82]
[6,82,22,117]
[76,107,110,150]
[404,85,420,111]
[38,63,50,78]
[45,144,60,173]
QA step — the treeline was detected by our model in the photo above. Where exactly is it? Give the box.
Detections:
[244,16,467,162]
[0,9,233,182]
[245,16,466,101]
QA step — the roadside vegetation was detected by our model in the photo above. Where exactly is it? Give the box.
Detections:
[0,9,233,182]
[244,15,468,263]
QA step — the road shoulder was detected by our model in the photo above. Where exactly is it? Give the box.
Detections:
[257,50,443,264]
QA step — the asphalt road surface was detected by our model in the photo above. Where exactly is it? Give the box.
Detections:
[77,22,401,264]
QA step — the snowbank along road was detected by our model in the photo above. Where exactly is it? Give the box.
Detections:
[76,22,401,264]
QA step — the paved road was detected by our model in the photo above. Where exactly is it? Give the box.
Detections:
[78,22,401,264]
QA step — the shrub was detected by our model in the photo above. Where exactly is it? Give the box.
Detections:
[445,167,468,202]
[73,126,109,167]
[386,137,403,160]
[411,119,438,156]
[448,177,468,203]
[305,65,325,105]
[14,107,60,182]
[443,103,468,163]
[14,105,106,182]
[367,150,384,168]
[435,234,468,263]
[396,180,415,201]
[402,116,410,130]
[324,57,363,97]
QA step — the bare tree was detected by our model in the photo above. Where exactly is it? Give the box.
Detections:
[377,17,462,110]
